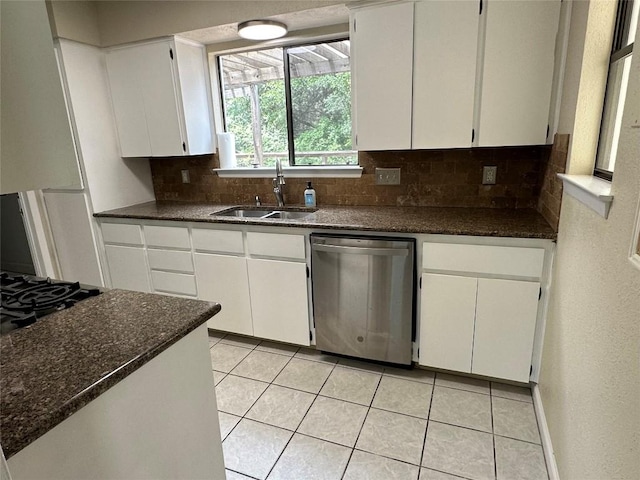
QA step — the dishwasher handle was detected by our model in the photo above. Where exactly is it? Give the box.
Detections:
[312,244,409,257]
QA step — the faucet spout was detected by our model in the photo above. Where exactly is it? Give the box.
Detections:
[273,159,286,207]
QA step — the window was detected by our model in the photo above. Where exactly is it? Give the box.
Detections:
[218,39,355,168]
[595,0,639,180]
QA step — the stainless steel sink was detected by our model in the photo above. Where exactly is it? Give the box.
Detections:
[212,207,315,220]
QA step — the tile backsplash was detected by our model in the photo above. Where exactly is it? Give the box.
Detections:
[151,144,554,210]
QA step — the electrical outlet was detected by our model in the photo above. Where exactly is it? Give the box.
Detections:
[375,167,401,185]
[181,169,190,184]
[482,166,497,185]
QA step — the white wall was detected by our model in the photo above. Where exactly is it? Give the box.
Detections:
[539,6,640,479]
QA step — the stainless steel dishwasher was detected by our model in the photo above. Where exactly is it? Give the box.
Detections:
[310,234,415,365]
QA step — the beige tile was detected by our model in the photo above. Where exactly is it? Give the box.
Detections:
[256,340,300,356]
[356,408,427,465]
[215,375,268,416]
[226,470,254,480]
[384,366,435,384]
[422,422,494,480]
[212,370,227,385]
[430,386,492,433]
[208,331,225,347]
[419,468,465,480]
[294,347,339,364]
[495,436,548,480]
[273,358,334,394]
[268,433,351,480]
[435,373,490,395]
[344,450,420,480]
[491,382,533,403]
[231,350,291,382]
[492,397,541,444]
[218,411,241,440]
[222,419,292,480]
[220,334,261,349]
[210,343,252,373]
[372,376,433,419]
[320,366,381,405]
[298,396,368,447]
[246,384,315,431]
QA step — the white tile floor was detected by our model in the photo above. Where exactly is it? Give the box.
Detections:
[209,333,548,480]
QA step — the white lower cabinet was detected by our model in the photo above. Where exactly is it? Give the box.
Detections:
[104,245,150,292]
[247,258,310,346]
[194,253,253,335]
[472,278,540,382]
[419,273,540,383]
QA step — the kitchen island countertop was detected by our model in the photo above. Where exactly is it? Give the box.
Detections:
[0,290,220,458]
[94,201,557,239]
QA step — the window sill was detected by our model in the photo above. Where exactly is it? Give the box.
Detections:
[213,165,363,179]
[557,174,614,218]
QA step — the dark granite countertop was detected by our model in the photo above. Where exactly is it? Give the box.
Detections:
[0,290,220,458]
[95,201,556,239]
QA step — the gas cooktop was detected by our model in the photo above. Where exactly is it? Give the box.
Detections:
[0,272,101,335]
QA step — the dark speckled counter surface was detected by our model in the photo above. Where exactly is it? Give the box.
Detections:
[94,201,556,239]
[0,290,220,458]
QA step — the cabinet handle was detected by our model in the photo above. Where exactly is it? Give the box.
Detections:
[479,0,483,15]
[471,129,475,143]
[169,48,174,59]
[182,142,186,152]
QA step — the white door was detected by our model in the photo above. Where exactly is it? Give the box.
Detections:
[194,253,253,335]
[477,0,560,146]
[351,2,414,150]
[247,258,310,346]
[138,41,185,157]
[104,245,151,292]
[413,0,479,149]
[472,278,540,382]
[105,46,152,157]
[419,273,477,372]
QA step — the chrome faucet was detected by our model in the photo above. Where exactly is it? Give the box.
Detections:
[273,159,285,207]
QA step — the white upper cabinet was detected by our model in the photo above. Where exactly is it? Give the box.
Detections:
[413,0,480,149]
[350,0,561,150]
[351,2,414,151]
[0,0,81,194]
[106,37,214,158]
[477,0,561,146]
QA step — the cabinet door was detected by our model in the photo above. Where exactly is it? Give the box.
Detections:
[419,273,477,372]
[194,253,253,335]
[472,278,540,382]
[106,46,152,157]
[478,0,560,146]
[104,245,151,292]
[138,41,185,157]
[247,259,310,346]
[351,2,414,150]
[413,0,479,149]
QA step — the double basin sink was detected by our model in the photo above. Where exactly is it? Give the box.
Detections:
[212,207,316,220]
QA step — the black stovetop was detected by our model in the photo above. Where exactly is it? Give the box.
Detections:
[0,272,101,335]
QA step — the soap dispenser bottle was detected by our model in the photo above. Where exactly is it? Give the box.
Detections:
[304,181,316,207]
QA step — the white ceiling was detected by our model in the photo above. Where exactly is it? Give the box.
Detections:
[179,4,350,45]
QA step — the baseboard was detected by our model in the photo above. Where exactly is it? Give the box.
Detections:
[532,384,560,480]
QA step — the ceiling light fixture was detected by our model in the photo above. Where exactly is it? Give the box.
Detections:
[237,20,288,40]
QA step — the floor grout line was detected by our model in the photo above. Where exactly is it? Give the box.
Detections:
[491,389,498,480]
[418,379,436,473]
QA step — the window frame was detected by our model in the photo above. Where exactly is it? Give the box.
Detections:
[216,37,354,168]
[594,0,636,181]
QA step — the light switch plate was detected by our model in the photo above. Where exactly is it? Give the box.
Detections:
[376,167,401,185]
[482,166,497,185]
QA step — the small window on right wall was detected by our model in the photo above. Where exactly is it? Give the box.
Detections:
[595,0,639,180]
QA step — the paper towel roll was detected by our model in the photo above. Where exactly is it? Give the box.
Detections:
[217,132,237,168]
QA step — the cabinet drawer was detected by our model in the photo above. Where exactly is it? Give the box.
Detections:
[150,270,197,296]
[247,232,305,260]
[148,249,194,273]
[422,243,544,278]
[144,225,190,249]
[192,228,244,254]
[101,223,143,246]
